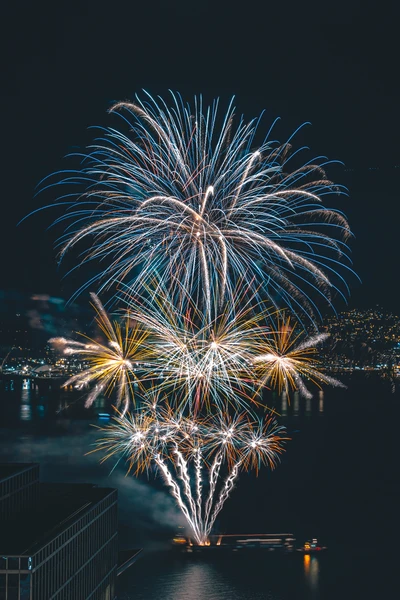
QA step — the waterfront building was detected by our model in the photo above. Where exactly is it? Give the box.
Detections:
[0,463,39,521]
[0,463,118,600]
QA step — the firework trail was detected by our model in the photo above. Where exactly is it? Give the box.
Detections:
[208,460,242,537]
[203,453,223,532]
[94,405,287,544]
[120,279,274,413]
[49,293,151,415]
[39,92,355,322]
[253,314,345,398]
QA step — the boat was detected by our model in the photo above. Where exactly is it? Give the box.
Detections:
[297,538,327,553]
[171,532,296,552]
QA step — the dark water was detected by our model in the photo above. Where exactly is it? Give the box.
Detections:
[117,549,396,600]
[0,376,398,599]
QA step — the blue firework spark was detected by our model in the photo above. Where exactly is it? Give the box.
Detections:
[39,91,356,322]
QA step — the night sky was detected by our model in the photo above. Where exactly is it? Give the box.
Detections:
[2,4,399,311]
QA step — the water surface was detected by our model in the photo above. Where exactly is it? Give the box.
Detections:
[0,376,398,599]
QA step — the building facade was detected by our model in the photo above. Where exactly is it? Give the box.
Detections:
[0,464,118,600]
[0,463,39,521]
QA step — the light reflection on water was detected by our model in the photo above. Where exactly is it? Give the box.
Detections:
[20,378,33,421]
[293,392,300,416]
[281,392,288,415]
[117,553,287,600]
[19,404,32,421]
[2,378,329,423]
[303,554,319,596]
[278,391,324,418]
[318,391,324,414]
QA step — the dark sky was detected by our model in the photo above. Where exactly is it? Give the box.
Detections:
[2,3,399,311]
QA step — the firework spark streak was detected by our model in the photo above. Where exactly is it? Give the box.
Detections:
[154,455,201,540]
[194,448,203,525]
[94,407,288,545]
[253,315,345,398]
[204,452,223,533]
[40,92,356,322]
[122,280,272,413]
[49,293,151,416]
[208,460,242,538]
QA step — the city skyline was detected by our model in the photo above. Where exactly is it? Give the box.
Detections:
[2,304,400,378]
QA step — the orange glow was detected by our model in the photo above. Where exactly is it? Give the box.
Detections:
[172,537,187,545]
[304,553,310,573]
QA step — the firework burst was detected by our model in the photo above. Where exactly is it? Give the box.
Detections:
[253,315,345,398]
[40,92,355,322]
[122,279,273,413]
[49,293,151,415]
[94,403,288,544]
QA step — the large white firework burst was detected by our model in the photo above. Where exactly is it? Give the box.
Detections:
[41,92,355,322]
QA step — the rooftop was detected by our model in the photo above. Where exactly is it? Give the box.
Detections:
[0,481,117,556]
[0,463,38,483]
